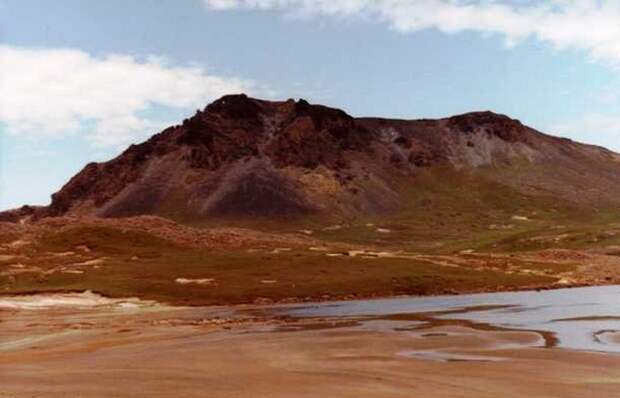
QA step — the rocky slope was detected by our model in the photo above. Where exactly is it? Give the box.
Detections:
[5,94,620,224]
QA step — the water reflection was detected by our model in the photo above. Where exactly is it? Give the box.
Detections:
[277,285,620,353]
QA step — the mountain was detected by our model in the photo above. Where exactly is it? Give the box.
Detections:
[5,94,620,305]
[4,94,620,225]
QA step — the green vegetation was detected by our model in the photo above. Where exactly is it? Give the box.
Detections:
[291,169,620,254]
[284,170,604,253]
[139,167,620,257]
[0,225,555,306]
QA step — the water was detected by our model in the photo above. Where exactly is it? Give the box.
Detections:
[5,286,620,355]
[278,285,620,353]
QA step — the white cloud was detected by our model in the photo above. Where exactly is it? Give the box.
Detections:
[204,0,620,67]
[0,45,258,147]
[550,113,620,151]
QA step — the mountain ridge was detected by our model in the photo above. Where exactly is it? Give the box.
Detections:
[3,94,620,224]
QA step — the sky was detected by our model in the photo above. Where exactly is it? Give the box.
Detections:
[2,0,620,210]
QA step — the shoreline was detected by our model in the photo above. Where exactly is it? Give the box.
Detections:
[0,280,610,309]
[3,294,620,397]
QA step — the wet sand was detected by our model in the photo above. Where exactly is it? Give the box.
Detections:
[2,296,620,397]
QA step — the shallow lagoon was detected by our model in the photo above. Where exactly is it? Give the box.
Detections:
[279,285,620,353]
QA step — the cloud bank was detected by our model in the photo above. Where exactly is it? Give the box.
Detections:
[204,0,620,67]
[0,46,256,147]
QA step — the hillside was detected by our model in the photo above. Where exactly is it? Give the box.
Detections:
[4,95,620,305]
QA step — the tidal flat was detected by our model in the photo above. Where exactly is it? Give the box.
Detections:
[3,286,620,397]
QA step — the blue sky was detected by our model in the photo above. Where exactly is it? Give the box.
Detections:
[2,0,620,210]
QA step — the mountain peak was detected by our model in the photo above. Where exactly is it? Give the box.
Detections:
[446,111,528,142]
[204,93,264,120]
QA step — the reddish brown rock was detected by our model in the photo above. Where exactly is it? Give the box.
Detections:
[5,94,620,224]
